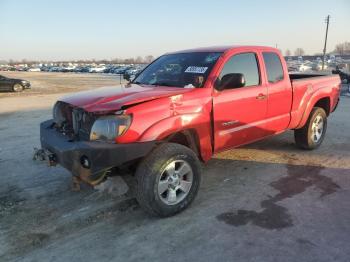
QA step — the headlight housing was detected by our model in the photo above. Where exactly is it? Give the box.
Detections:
[90,114,132,142]
[52,102,65,127]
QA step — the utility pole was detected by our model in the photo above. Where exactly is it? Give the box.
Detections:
[322,15,330,70]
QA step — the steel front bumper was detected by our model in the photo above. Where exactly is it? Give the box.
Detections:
[39,120,157,184]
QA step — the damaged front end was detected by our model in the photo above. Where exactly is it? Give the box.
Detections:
[34,102,156,186]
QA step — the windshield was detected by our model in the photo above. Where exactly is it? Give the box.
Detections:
[133,52,222,88]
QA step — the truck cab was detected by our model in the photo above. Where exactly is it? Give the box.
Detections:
[36,46,341,217]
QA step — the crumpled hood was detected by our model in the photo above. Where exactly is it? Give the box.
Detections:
[60,84,193,112]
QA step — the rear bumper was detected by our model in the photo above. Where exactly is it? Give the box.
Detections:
[40,120,157,183]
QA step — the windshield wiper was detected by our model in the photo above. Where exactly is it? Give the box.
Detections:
[149,82,178,87]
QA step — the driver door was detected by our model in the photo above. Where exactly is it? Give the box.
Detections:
[0,76,12,91]
[213,52,268,152]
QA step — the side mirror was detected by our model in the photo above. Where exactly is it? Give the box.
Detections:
[123,73,131,82]
[215,73,245,91]
[124,73,139,83]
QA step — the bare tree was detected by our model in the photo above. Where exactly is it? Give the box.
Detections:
[294,48,305,56]
[334,42,350,55]
[144,55,154,63]
[285,49,291,56]
[124,58,135,64]
[4,55,156,66]
[111,58,122,64]
[135,56,143,63]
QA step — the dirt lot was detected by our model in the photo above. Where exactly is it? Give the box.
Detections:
[0,71,125,97]
[0,73,349,262]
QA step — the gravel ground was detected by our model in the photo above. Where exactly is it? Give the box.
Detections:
[0,73,349,262]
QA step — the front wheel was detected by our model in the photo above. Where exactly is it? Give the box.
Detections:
[135,143,201,217]
[13,83,24,92]
[294,107,327,150]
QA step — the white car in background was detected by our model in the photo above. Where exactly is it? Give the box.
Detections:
[62,65,76,72]
[298,63,312,72]
[315,63,328,71]
[89,66,106,73]
[28,68,41,72]
[297,56,303,63]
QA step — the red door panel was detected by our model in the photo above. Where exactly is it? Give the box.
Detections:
[211,51,268,152]
[213,85,267,152]
[261,52,292,133]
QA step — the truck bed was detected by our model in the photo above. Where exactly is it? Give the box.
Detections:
[289,72,330,80]
[288,73,341,129]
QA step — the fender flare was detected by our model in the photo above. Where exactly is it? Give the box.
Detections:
[138,114,213,161]
[296,90,330,129]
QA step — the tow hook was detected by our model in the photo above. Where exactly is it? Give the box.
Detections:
[33,148,57,166]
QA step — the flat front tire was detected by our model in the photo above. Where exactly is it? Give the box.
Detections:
[294,107,327,150]
[135,143,201,217]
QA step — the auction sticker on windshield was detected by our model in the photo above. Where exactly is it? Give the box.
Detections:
[185,66,208,74]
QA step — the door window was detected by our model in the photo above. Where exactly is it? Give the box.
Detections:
[263,52,284,83]
[219,53,260,87]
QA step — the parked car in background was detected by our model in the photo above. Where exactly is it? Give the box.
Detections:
[28,68,41,72]
[61,65,76,72]
[311,62,328,71]
[125,67,141,75]
[89,65,106,73]
[113,66,132,74]
[109,66,122,74]
[297,63,312,72]
[123,67,143,81]
[40,66,50,72]
[0,74,31,92]
[74,66,90,73]
[103,65,120,74]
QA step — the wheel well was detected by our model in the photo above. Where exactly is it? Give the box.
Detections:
[165,130,201,159]
[314,97,330,116]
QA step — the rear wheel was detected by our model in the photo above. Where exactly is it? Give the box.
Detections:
[135,143,201,217]
[294,107,327,150]
[13,83,24,92]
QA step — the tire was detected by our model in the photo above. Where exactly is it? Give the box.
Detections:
[13,83,24,92]
[135,143,201,217]
[294,107,327,150]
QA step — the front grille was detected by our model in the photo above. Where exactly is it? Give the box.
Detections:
[54,102,95,140]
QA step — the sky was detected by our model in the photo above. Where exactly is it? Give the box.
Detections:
[0,0,349,61]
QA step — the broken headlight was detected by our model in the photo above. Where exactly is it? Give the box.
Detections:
[89,115,132,142]
[53,102,65,126]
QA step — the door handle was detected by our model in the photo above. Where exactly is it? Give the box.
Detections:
[256,93,267,100]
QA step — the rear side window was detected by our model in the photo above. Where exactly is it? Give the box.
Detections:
[263,52,284,83]
[219,53,260,87]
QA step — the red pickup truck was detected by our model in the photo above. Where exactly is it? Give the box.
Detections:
[37,46,341,217]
